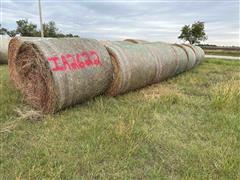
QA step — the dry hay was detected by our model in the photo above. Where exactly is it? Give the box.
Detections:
[184,44,200,65]
[194,46,205,64]
[8,37,205,113]
[182,44,197,69]
[8,37,45,88]
[8,37,113,113]
[104,42,157,96]
[139,83,182,100]
[182,44,205,65]
[173,44,197,70]
[103,41,204,97]
[143,42,179,82]
[171,44,189,74]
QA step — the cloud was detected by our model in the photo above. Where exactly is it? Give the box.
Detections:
[1,0,239,46]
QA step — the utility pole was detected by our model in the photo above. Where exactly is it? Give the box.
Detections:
[38,0,44,37]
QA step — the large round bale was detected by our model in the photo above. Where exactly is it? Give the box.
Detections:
[171,44,189,74]
[0,35,11,64]
[143,42,179,82]
[124,39,149,44]
[8,37,113,113]
[103,42,157,96]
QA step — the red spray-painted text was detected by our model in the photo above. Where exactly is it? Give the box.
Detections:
[48,50,102,71]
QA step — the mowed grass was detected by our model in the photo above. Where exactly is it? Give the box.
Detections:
[204,49,240,57]
[0,58,240,179]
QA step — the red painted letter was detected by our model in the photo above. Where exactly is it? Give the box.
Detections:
[82,51,93,66]
[48,56,66,71]
[66,54,79,70]
[61,54,72,70]
[89,50,101,65]
[76,53,85,68]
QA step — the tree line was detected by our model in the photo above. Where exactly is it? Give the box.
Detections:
[1,19,208,45]
[0,19,79,38]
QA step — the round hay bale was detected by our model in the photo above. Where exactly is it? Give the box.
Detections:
[8,37,113,113]
[124,39,149,44]
[103,42,157,96]
[143,42,179,82]
[0,35,11,64]
[171,44,189,74]
[194,46,205,64]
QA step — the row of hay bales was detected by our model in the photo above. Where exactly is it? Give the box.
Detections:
[8,37,204,113]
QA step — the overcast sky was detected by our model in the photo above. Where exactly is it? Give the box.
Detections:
[1,0,239,46]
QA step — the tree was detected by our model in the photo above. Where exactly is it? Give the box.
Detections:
[7,30,17,37]
[178,21,207,44]
[43,21,58,37]
[42,21,79,38]
[0,24,8,35]
[16,19,39,37]
[0,24,17,37]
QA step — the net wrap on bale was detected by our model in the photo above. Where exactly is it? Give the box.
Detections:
[103,41,205,97]
[8,37,113,113]
[194,45,205,65]
[171,45,188,74]
[182,44,197,69]
[143,42,179,82]
[103,41,157,96]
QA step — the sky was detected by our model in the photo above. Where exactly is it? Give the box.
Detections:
[1,0,239,46]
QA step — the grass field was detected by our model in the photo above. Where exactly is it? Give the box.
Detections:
[1,58,240,179]
[204,49,240,57]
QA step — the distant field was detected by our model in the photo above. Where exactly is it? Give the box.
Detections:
[1,58,240,179]
[204,49,240,57]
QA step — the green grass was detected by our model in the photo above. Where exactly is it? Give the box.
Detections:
[204,49,240,57]
[1,58,240,179]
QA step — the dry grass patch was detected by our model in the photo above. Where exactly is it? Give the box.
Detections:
[139,83,183,100]
[1,106,43,134]
[14,106,44,121]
